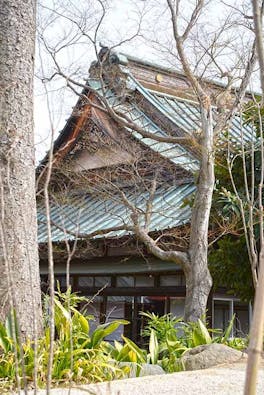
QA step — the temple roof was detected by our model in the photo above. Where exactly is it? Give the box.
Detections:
[37,50,255,243]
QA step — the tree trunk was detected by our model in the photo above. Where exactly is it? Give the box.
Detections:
[184,264,212,322]
[184,100,214,321]
[0,0,42,338]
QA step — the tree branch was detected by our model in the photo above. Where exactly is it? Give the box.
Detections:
[134,224,190,271]
[167,0,206,100]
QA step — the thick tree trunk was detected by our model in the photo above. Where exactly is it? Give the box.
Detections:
[184,265,212,322]
[0,0,42,338]
[184,101,214,321]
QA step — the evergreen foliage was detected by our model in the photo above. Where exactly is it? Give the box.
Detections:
[209,101,264,301]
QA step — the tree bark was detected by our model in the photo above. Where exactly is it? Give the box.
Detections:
[184,103,214,321]
[0,0,42,338]
[184,265,212,322]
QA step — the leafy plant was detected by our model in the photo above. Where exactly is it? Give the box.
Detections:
[225,336,248,351]
[103,337,147,363]
[141,311,182,344]
[0,313,17,354]
[0,290,130,392]
[140,311,246,373]
[0,293,249,392]
[149,329,159,364]
[209,235,254,302]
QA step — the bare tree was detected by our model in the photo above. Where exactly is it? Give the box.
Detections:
[0,0,42,338]
[244,1,264,393]
[37,0,256,322]
[159,0,257,322]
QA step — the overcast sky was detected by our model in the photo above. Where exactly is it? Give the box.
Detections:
[34,0,257,163]
[35,0,156,161]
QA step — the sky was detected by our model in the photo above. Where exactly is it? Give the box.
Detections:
[34,0,153,161]
[34,0,257,163]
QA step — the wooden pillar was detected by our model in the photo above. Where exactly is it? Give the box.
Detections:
[206,288,213,328]
[132,296,139,342]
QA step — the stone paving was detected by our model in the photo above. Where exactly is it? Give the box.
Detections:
[21,362,264,395]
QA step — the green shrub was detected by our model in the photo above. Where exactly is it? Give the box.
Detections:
[141,312,182,344]
[0,293,249,392]
[140,311,248,373]
[0,290,129,392]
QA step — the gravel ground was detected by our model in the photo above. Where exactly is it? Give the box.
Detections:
[22,362,264,395]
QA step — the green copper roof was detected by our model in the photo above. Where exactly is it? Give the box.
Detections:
[88,78,200,172]
[38,58,256,244]
[38,183,195,243]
